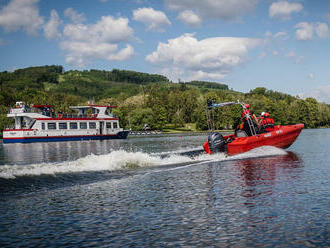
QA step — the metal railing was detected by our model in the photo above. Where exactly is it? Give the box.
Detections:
[49,113,98,118]
[7,108,118,119]
[4,125,15,130]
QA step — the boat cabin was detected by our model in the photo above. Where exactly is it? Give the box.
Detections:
[3,101,128,143]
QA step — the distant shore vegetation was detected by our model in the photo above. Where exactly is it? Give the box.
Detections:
[0,65,329,134]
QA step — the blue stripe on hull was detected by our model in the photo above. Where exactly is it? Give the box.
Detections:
[3,131,129,143]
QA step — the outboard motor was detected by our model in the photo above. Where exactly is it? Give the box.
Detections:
[207,132,225,153]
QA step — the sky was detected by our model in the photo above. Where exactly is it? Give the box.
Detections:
[0,0,330,103]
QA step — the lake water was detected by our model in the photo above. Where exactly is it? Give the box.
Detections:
[0,130,329,247]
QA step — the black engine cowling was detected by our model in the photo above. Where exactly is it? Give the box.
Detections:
[208,132,225,153]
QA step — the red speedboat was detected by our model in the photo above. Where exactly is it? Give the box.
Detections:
[203,124,304,155]
[202,101,304,156]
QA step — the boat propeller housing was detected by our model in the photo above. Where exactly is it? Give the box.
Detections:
[208,132,225,153]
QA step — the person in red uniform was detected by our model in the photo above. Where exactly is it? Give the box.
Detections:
[241,104,258,136]
[259,112,275,132]
[258,112,265,124]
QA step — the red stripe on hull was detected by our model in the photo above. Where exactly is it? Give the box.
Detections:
[3,134,118,140]
[3,129,35,132]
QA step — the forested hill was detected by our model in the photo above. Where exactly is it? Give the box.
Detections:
[0,65,329,133]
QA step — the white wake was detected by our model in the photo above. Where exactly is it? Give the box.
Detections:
[0,146,287,179]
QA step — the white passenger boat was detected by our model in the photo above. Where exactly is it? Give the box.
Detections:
[3,102,129,143]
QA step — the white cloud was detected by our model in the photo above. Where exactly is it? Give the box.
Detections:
[285,51,304,63]
[299,85,330,103]
[166,0,257,21]
[177,10,201,27]
[315,22,329,38]
[146,33,260,81]
[269,1,303,20]
[0,0,44,35]
[308,73,315,80]
[64,8,86,24]
[61,15,134,66]
[107,44,134,61]
[273,31,289,40]
[295,22,329,40]
[264,31,289,40]
[61,41,118,60]
[295,22,313,40]
[63,16,133,43]
[43,10,61,40]
[133,7,171,31]
[191,70,227,81]
[159,67,185,83]
[272,50,279,56]
[61,42,133,66]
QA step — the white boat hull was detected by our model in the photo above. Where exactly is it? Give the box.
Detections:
[3,130,129,143]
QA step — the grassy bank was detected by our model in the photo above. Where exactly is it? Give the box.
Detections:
[162,123,234,133]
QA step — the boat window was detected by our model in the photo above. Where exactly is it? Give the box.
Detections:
[113,122,118,129]
[89,122,96,129]
[70,122,78,129]
[59,123,68,129]
[42,123,45,130]
[106,122,112,128]
[80,122,87,129]
[48,123,56,130]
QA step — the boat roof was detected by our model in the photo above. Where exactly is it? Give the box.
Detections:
[69,105,117,110]
[89,104,117,108]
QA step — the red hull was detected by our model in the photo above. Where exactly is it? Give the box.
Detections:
[226,124,304,155]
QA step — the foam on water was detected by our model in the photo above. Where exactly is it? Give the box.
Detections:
[227,145,287,161]
[0,146,287,179]
[0,150,195,179]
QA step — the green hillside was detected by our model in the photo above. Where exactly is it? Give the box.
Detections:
[186,80,229,90]
[0,65,329,133]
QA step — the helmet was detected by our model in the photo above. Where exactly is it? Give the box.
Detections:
[244,103,250,109]
[264,112,270,117]
[261,112,265,116]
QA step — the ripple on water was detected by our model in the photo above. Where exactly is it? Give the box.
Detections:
[1,131,330,247]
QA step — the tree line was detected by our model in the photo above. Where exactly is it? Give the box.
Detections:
[114,85,330,131]
[0,65,329,134]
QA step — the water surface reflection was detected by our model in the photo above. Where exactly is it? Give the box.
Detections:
[0,139,130,165]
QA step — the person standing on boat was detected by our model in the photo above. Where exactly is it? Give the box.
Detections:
[257,112,266,132]
[241,104,258,136]
[259,112,275,132]
[258,112,265,124]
